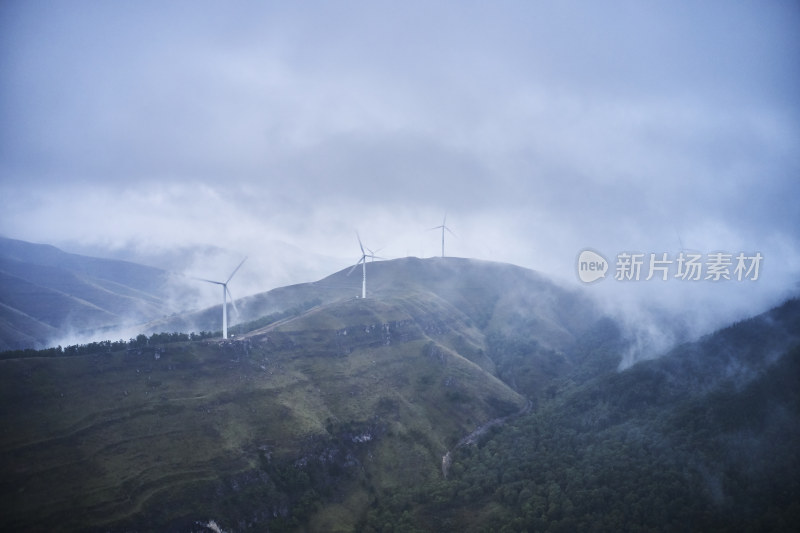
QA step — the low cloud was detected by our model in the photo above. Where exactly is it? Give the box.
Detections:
[1,1,798,360]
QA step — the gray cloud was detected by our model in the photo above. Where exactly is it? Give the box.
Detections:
[1,1,798,353]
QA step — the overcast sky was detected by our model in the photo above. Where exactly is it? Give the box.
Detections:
[1,1,799,341]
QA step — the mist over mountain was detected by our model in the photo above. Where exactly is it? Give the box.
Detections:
[0,237,198,350]
[377,299,800,532]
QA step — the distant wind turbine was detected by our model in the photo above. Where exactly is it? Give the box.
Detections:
[676,231,686,253]
[195,257,247,339]
[430,214,455,257]
[366,246,383,262]
[348,233,378,298]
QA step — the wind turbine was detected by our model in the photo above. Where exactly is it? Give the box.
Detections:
[676,231,686,253]
[196,257,247,339]
[348,233,378,298]
[430,214,455,257]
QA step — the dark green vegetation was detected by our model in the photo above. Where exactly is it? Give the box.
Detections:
[360,298,800,532]
[0,331,216,360]
[1,257,797,532]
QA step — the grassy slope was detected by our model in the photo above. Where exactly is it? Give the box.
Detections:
[0,257,616,531]
[0,287,527,531]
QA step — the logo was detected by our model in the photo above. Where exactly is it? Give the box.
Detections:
[576,249,763,284]
[577,249,608,283]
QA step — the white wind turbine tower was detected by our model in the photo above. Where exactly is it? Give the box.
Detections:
[196,257,247,339]
[348,233,378,298]
[430,214,455,257]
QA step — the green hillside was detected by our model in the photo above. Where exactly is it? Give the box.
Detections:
[360,299,800,532]
[2,257,611,531]
[2,256,794,532]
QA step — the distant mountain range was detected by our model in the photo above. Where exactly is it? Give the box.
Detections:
[0,237,184,350]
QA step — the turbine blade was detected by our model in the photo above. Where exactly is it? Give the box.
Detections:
[194,277,224,285]
[227,286,241,317]
[226,257,248,284]
[356,231,365,254]
[445,226,456,237]
[347,256,365,276]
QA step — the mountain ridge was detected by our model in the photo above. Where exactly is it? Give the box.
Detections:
[0,252,618,531]
[0,237,180,350]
